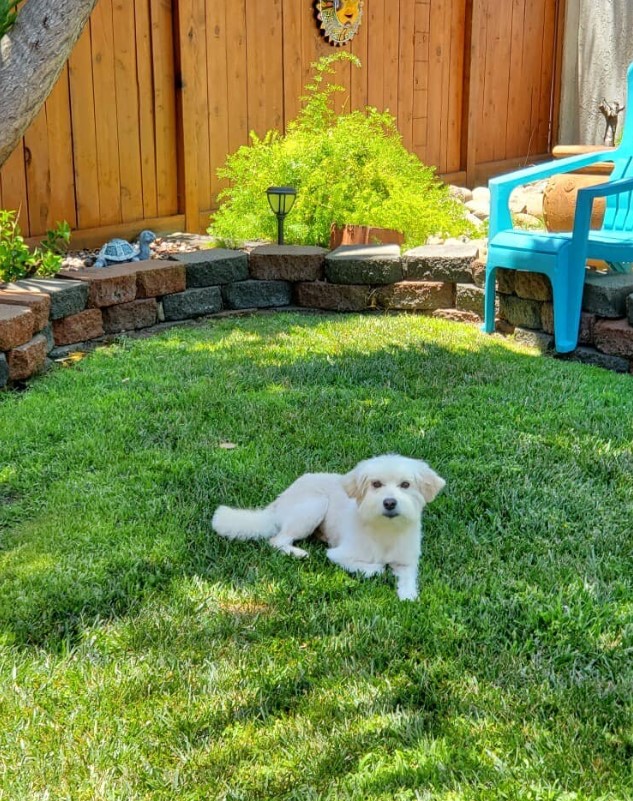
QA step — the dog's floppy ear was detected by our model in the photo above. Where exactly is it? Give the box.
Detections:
[341,464,367,501]
[415,462,446,503]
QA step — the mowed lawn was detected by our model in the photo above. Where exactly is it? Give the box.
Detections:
[0,312,632,801]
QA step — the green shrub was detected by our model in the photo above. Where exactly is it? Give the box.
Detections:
[0,0,18,38]
[0,210,70,284]
[209,53,474,249]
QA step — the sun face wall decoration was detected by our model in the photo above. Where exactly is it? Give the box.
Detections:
[315,0,364,46]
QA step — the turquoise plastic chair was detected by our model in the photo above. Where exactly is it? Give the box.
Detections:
[482,62,633,353]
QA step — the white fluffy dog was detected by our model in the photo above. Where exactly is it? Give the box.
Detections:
[212,454,445,600]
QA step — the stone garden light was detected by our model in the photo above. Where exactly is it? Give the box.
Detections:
[266,186,296,245]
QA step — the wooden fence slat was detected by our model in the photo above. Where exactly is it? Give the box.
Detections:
[367,0,385,111]
[398,0,416,151]
[45,66,77,230]
[192,0,211,212]
[282,0,304,125]
[0,145,29,231]
[175,0,200,233]
[150,0,179,217]
[225,0,248,160]
[68,21,101,230]
[91,0,123,225]
[206,0,229,200]
[134,0,159,220]
[112,0,144,223]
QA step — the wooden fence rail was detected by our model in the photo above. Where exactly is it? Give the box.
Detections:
[0,0,564,246]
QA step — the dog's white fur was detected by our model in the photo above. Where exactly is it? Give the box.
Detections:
[212,454,445,601]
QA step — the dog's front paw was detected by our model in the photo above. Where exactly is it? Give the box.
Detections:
[397,587,418,601]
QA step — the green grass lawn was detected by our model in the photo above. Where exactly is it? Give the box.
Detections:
[1,312,632,801]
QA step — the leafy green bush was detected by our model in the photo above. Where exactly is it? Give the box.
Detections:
[209,53,474,249]
[0,0,18,38]
[0,210,70,283]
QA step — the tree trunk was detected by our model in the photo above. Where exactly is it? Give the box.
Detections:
[0,0,99,168]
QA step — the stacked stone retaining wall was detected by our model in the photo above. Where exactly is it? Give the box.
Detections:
[1,241,633,387]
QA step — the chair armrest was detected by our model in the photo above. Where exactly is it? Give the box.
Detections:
[489,149,616,238]
[575,174,633,199]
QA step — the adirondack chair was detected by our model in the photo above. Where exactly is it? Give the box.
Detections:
[482,62,633,353]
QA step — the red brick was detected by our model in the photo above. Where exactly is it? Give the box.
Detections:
[0,286,51,331]
[0,304,35,350]
[133,260,186,298]
[594,318,633,357]
[102,299,158,333]
[59,265,137,308]
[52,309,104,346]
[7,334,48,381]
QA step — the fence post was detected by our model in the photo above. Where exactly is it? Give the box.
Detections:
[174,0,200,233]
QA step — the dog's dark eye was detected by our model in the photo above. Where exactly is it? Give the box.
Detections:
[400,481,410,489]
[371,480,383,489]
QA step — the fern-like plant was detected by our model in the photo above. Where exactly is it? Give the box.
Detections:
[209,53,474,249]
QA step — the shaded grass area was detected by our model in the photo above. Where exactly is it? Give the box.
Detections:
[0,312,632,800]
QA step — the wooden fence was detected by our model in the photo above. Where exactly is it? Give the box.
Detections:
[0,0,564,246]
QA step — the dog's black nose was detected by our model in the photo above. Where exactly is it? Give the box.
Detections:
[383,498,397,511]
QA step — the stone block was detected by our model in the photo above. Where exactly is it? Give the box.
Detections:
[0,353,8,388]
[374,281,454,311]
[514,271,552,301]
[557,347,630,373]
[222,280,291,310]
[627,292,633,324]
[325,245,402,285]
[102,299,158,333]
[15,277,89,320]
[249,245,327,282]
[455,284,484,316]
[432,309,481,323]
[541,304,595,345]
[496,268,515,294]
[403,242,479,283]
[59,265,137,308]
[0,304,34,350]
[52,308,104,346]
[498,294,542,330]
[0,285,51,331]
[7,333,48,381]
[162,287,222,321]
[41,324,55,353]
[470,259,486,288]
[295,282,370,311]
[582,272,633,318]
[172,249,249,287]
[593,318,633,357]
[514,328,554,352]
[133,260,186,298]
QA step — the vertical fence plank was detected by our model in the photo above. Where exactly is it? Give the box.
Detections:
[46,66,77,230]
[225,0,249,160]
[112,0,144,223]
[150,0,179,216]
[206,0,229,200]
[175,0,200,233]
[367,0,385,111]
[0,145,29,231]
[398,0,415,151]
[91,0,123,225]
[283,0,304,125]
[68,22,101,230]
[134,0,158,220]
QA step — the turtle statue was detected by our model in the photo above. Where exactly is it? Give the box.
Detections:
[93,229,156,268]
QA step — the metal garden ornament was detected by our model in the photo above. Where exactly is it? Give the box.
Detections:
[315,0,364,46]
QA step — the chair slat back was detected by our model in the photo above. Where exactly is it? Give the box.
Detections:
[603,156,633,231]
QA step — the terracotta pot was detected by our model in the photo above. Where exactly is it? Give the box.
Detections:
[543,144,614,234]
[329,223,404,250]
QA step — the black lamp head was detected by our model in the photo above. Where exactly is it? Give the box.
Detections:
[266,186,297,217]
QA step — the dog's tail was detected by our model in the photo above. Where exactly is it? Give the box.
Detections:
[212,505,279,541]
